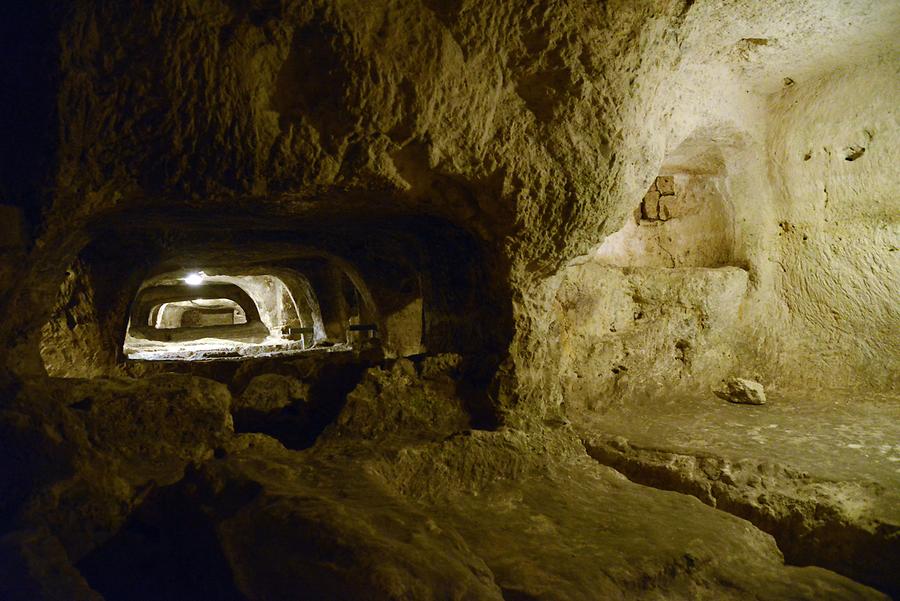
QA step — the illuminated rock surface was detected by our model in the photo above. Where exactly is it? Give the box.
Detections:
[715,377,767,405]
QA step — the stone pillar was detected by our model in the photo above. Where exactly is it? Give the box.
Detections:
[308,262,349,342]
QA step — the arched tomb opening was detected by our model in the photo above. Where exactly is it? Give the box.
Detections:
[122,267,354,361]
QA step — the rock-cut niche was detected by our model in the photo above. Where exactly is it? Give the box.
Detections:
[595,129,738,268]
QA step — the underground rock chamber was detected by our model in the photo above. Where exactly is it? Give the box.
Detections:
[1,1,898,600]
[123,266,376,361]
[36,214,471,376]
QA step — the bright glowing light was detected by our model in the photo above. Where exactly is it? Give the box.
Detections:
[184,272,205,286]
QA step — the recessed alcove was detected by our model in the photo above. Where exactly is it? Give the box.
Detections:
[556,126,754,410]
[594,132,738,269]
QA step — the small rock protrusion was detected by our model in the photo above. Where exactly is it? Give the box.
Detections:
[640,177,676,222]
[714,378,766,405]
[235,374,308,413]
[609,436,630,452]
[391,357,417,379]
[658,196,673,220]
[641,189,660,220]
[656,176,675,196]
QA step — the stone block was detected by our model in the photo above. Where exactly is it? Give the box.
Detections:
[658,195,673,220]
[656,176,675,196]
[641,189,659,220]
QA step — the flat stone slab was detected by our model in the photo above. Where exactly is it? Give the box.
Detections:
[586,392,900,507]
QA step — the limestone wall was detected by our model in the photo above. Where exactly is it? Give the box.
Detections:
[39,262,124,379]
[767,55,900,392]
[0,0,896,414]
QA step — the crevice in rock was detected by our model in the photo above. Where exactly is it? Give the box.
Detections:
[76,483,246,601]
[843,145,865,161]
[500,586,542,601]
[582,435,899,597]
[231,361,370,450]
[286,361,370,448]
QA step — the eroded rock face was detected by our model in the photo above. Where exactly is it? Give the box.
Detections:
[0,528,102,601]
[234,373,309,413]
[767,56,900,393]
[0,0,898,599]
[2,361,894,600]
[584,435,898,595]
[552,262,750,415]
[39,261,123,379]
[87,424,884,601]
[329,354,469,441]
[0,374,233,571]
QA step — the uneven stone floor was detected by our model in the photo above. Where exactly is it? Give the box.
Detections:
[2,360,893,600]
[581,392,900,595]
[583,392,900,486]
[106,429,884,601]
